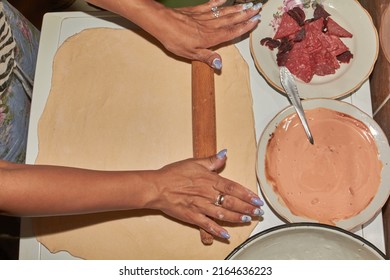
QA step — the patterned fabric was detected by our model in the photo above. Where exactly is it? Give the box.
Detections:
[0,0,39,163]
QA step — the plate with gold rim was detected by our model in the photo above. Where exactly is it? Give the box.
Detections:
[250,0,378,99]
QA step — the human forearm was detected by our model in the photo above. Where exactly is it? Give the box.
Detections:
[0,152,264,239]
[0,161,155,216]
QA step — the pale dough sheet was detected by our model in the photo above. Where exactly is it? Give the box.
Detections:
[33,28,258,259]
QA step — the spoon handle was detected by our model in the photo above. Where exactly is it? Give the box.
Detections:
[280,66,314,144]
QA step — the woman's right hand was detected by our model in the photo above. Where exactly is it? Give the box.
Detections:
[152,0,263,69]
[86,0,263,69]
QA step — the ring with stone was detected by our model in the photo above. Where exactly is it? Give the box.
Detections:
[211,6,220,18]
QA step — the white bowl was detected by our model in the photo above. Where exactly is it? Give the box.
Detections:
[226,223,387,260]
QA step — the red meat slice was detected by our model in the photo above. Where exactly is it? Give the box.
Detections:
[305,18,324,34]
[312,48,339,76]
[326,18,353,38]
[313,4,331,19]
[274,12,301,40]
[287,7,306,26]
[285,47,313,83]
[320,34,349,57]
[302,20,325,54]
[337,51,353,63]
[260,37,281,50]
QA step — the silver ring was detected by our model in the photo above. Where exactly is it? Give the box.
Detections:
[211,6,220,18]
[214,193,225,206]
[212,10,220,18]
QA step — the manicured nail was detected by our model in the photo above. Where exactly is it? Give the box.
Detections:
[241,215,252,222]
[220,230,230,239]
[216,149,227,159]
[252,3,263,10]
[242,2,254,10]
[212,58,222,70]
[253,208,264,216]
[250,14,261,22]
[252,197,264,207]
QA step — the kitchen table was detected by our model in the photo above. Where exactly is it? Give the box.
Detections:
[18,11,386,259]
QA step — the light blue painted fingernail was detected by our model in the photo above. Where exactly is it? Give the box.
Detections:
[216,149,227,159]
[242,2,254,10]
[252,197,264,207]
[253,208,264,216]
[250,14,261,22]
[220,230,230,239]
[241,215,252,222]
[212,58,222,70]
[252,3,263,10]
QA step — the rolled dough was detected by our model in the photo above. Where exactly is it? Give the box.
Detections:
[33,28,258,259]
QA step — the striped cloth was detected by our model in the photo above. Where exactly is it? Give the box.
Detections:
[0,2,16,96]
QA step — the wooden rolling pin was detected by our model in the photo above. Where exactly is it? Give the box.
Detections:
[191,60,217,245]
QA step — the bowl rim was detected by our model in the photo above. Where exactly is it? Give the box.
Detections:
[225,222,388,260]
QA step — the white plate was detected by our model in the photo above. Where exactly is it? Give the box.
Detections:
[226,223,387,260]
[250,0,378,99]
[256,98,390,230]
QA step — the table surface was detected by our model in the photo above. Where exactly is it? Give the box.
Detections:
[18,11,386,260]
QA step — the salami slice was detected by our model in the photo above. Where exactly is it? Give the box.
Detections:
[274,12,301,40]
[326,18,353,38]
[285,47,313,83]
[305,18,324,34]
[312,48,339,76]
[320,34,349,57]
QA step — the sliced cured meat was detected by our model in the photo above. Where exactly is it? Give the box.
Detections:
[274,12,301,40]
[312,49,339,76]
[313,4,331,19]
[298,28,322,55]
[260,37,280,50]
[305,18,324,34]
[276,38,294,66]
[276,50,289,66]
[326,18,353,38]
[261,5,353,83]
[320,34,349,57]
[287,7,306,26]
[293,28,306,42]
[285,47,313,83]
[337,51,354,63]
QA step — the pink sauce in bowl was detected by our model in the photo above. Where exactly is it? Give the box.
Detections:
[257,99,390,229]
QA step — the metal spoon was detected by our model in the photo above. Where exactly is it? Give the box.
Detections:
[279,66,314,144]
